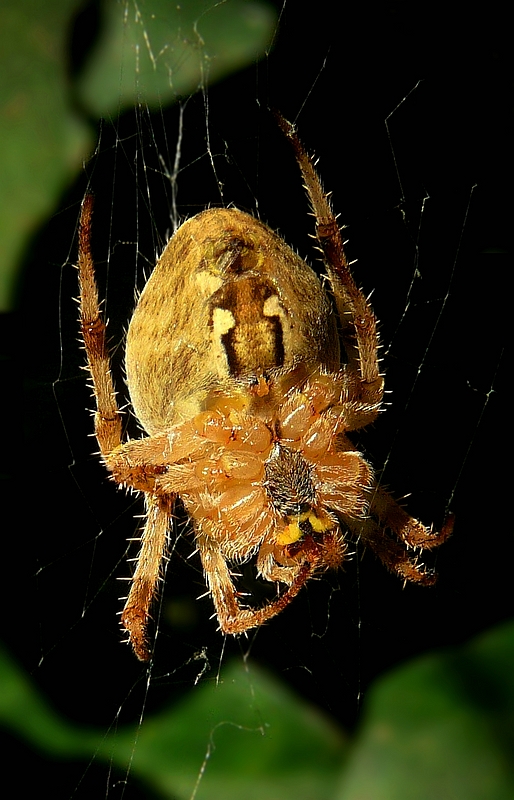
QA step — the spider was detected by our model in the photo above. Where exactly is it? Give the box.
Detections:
[77,113,453,661]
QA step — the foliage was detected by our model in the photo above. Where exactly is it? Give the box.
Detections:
[1,621,513,798]
[0,0,275,309]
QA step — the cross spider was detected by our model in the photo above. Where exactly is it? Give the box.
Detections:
[77,114,453,661]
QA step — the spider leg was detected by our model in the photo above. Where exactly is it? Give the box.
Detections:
[346,486,453,585]
[197,531,321,635]
[276,113,383,421]
[121,493,174,661]
[351,516,438,585]
[103,431,214,495]
[77,194,123,455]
[103,433,174,493]
[79,194,172,661]
[368,485,454,550]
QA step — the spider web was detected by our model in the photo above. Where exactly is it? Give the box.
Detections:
[14,1,509,798]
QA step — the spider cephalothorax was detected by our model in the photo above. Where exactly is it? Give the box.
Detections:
[77,114,452,660]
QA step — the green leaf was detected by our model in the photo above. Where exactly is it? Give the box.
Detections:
[108,660,347,799]
[0,0,91,310]
[0,647,346,799]
[0,0,276,310]
[4,623,512,798]
[77,0,277,115]
[337,620,514,800]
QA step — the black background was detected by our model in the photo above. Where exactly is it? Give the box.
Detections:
[5,1,510,797]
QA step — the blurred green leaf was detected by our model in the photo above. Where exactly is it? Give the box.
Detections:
[78,0,277,115]
[109,659,347,799]
[337,620,514,800]
[2,622,514,798]
[0,643,101,756]
[0,647,346,799]
[0,0,90,311]
[0,0,276,310]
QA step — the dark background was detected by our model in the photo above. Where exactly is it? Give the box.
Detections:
[6,1,510,796]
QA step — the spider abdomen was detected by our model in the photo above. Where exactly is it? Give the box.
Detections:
[125,208,340,435]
